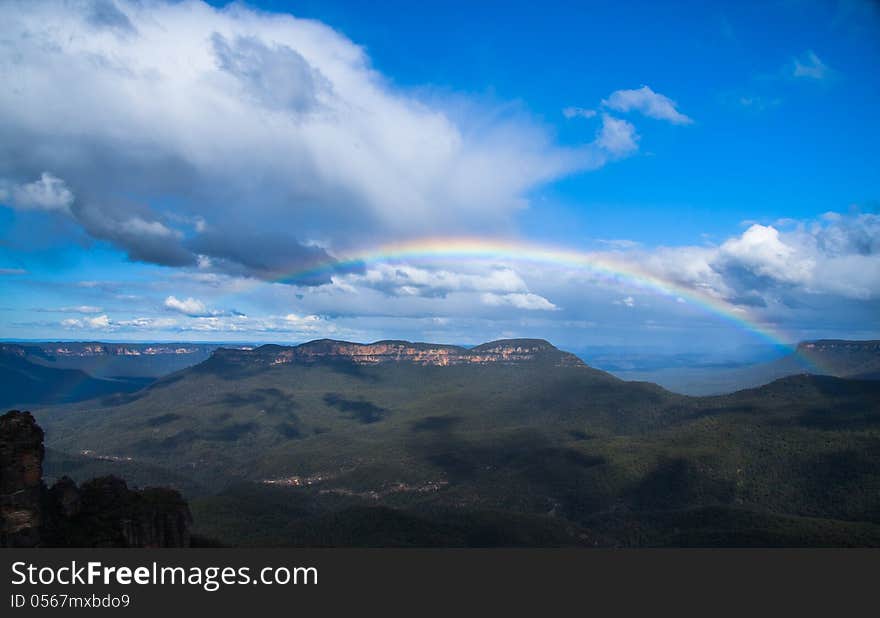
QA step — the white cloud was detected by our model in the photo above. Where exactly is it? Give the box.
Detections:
[601,85,693,125]
[0,0,619,273]
[0,173,74,213]
[117,317,179,329]
[119,217,180,238]
[62,314,112,330]
[164,295,210,316]
[38,210,879,344]
[718,224,813,285]
[315,262,561,316]
[87,314,111,329]
[562,106,597,119]
[283,313,324,332]
[738,95,781,111]
[354,263,530,298]
[60,305,103,314]
[596,239,642,250]
[480,292,557,311]
[628,211,880,304]
[596,114,639,156]
[793,51,830,80]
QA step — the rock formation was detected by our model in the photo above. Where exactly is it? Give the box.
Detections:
[211,338,586,368]
[0,410,44,547]
[0,410,192,547]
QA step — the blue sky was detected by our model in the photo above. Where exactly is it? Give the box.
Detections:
[0,0,878,351]
[270,0,880,241]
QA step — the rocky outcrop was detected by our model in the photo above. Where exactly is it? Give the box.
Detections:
[212,338,586,368]
[0,410,44,547]
[0,410,192,547]
[43,476,192,548]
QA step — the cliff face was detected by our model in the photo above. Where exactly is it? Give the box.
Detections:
[797,340,880,379]
[0,410,192,547]
[0,342,210,358]
[798,340,880,354]
[0,410,44,547]
[212,338,586,368]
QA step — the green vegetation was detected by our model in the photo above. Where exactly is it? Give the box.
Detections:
[31,344,880,547]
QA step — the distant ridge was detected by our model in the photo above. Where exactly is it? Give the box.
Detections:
[209,338,586,368]
[0,342,217,379]
[797,340,880,379]
[0,346,150,409]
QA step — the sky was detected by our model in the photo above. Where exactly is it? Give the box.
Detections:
[0,0,878,353]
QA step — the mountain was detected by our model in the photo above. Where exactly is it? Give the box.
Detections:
[36,339,676,485]
[30,338,880,547]
[610,339,880,395]
[0,345,152,409]
[206,338,585,367]
[1,341,218,378]
[795,340,880,379]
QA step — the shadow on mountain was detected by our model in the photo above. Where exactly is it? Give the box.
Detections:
[411,415,463,433]
[412,429,610,518]
[323,393,388,423]
[567,429,594,441]
[631,457,736,511]
[205,422,258,442]
[795,404,880,431]
[687,404,760,420]
[189,483,592,547]
[146,413,182,427]
[218,388,299,417]
[586,506,880,547]
[134,430,198,453]
[323,359,382,383]
[276,422,304,439]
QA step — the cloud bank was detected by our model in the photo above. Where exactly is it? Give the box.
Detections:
[629,211,880,306]
[0,0,648,284]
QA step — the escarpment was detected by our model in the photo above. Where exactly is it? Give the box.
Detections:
[210,338,586,368]
[0,410,44,546]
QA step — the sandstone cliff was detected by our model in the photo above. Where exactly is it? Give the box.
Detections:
[212,338,586,368]
[0,410,44,546]
[0,410,192,547]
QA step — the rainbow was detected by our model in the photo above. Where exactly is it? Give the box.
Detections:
[270,236,823,372]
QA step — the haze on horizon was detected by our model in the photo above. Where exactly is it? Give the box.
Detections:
[1,0,878,354]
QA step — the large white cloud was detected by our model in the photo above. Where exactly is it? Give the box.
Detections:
[0,0,632,280]
[627,211,880,304]
[164,295,211,317]
[0,173,74,213]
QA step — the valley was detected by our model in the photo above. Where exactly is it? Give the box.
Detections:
[18,337,880,547]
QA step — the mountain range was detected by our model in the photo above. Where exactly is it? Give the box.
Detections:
[24,337,880,546]
[610,340,880,395]
[0,342,217,378]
